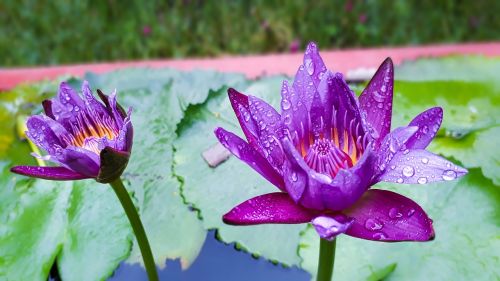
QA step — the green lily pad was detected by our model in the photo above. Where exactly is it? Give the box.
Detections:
[0,69,248,280]
[299,170,500,280]
[396,56,500,84]
[174,76,307,266]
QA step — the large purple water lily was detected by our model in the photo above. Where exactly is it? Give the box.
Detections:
[216,42,467,241]
[11,81,133,183]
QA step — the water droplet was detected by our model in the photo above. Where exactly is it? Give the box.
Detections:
[442,170,457,181]
[407,209,415,217]
[417,177,428,184]
[422,125,429,134]
[377,103,384,109]
[364,218,384,231]
[397,178,403,183]
[372,232,387,240]
[381,85,387,93]
[421,158,429,164]
[390,165,396,170]
[283,115,291,125]
[305,58,314,75]
[402,149,410,155]
[402,166,415,177]
[373,91,385,102]
[290,172,298,182]
[388,207,403,219]
[281,99,291,110]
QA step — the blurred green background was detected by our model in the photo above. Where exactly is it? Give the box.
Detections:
[1,0,500,66]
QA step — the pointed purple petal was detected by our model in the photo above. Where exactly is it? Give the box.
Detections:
[281,138,376,211]
[57,81,85,112]
[82,80,107,115]
[215,128,285,190]
[330,72,365,150]
[303,42,328,87]
[248,95,285,170]
[108,90,125,127]
[26,115,72,154]
[344,189,435,241]
[378,149,468,184]
[55,146,100,178]
[10,166,89,181]
[280,80,309,147]
[223,192,316,225]
[359,58,394,145]
[312,214,354,241]
[228,88,260,150]
[292,63,317,110]
[406,107,443,149]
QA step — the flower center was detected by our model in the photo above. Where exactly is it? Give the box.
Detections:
[304,138,353,177]
[67,110,119,154]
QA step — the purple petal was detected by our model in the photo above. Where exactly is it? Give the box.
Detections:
[359,58,394,145]
[228,88,260,150]
[108,90,125,127]
[292,63,317,110]
[375,126,418,179]
[81,80,108,116]
[311,214,354,241]
[248,95,285,170]
[26,115,72,154]
[55,146,100,178]
[281,138,376,211]
[406,107,443,149]
[378,149,468,184]
[280,80,310,148]
[10,166,89,181]
[303,42,327,87]
[222,192,316,225]
[344,189,435,241]
[329,73,365,151]
[42,100,55,119]
[215,128,285,191]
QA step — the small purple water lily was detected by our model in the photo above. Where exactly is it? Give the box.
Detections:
[216,42,467,242]
[11,81,133,183]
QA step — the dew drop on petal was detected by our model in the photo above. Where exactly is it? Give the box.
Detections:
[364,218,384,231]
[305,58,314,75]
[377,103,384,109]
[407,209,415,217]
[388,207,403,219]
[281,99,291,110]
[417,177,428,184]
[402,166,415,177]
[442,170,457,181]
[421,158,429,164]
[290,172,298,182]
[372,232,387,240]
[397,178,404,183]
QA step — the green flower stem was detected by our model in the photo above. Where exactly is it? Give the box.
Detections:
[317,238,336,281]
[109,178,159,281]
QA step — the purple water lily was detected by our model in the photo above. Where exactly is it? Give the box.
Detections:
[216,42,467,242]
[11,81,133,183]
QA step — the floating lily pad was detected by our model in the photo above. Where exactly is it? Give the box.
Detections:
[299,170,500,280]
[174,77,307,267]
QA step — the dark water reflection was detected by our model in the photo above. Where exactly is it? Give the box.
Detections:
[109,230,310,281]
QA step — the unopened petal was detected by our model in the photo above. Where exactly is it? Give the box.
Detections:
[312,214,354,241]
